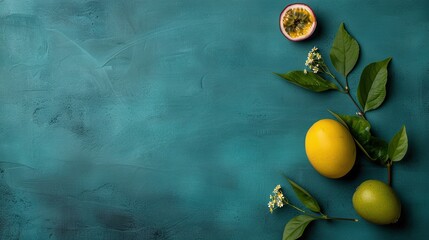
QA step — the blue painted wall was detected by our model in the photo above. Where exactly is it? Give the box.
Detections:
[0,0,428,239]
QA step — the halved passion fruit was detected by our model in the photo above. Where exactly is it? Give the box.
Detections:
[279,3,317,41]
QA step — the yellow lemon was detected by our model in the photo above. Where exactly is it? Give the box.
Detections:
[305,119,356,178]
[352,180,401,224]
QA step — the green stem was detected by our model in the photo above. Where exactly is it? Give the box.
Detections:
[326,71,366,119]
[346,91,366,119]
[317,212,358,222]
[324,216,359,222]
[345,75,350,90]
[326,72,346,91]
[344,76,366,119]
[387,162,392,186]
[285,202,306,214]
[285,201,358,222]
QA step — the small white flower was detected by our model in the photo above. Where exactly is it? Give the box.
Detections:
[304,46,330,75]
[268,199,275,213]
[313,67,319,73]
[304,69,307,74]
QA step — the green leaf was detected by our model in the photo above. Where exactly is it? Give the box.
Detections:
[329,110,371,144]
[283,215,316,240]
[330,111,389,164]
[365,136,389,164]
[388,126,408,162]
[357,57,392,112]
[329,23,360,77]
[275,71,338,92]
[286,178,320,213]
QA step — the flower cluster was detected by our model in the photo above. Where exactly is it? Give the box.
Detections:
[268,185,286,213]
[304,46,326,74]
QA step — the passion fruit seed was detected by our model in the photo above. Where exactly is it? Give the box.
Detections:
[279,4,317,41]
[283,8,314,38]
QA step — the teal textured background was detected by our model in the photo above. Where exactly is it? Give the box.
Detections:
[0,0,428,239]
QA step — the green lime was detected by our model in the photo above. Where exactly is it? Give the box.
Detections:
[352,179,401,225]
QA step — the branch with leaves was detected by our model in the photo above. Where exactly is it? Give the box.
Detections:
[275,23,408,185]
[268,177,358,240]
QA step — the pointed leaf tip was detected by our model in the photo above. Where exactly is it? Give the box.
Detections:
[330,23,360,77]
[357,57,392,112]
[276,71,339,92]
[283,215,316,240]
[287,178,321,213]
[329,110,388,164]
[388,125,408,162]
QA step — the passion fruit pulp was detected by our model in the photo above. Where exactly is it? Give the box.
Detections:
[279,3,317,41]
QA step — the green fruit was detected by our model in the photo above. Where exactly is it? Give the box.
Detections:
[352,180,401,225]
